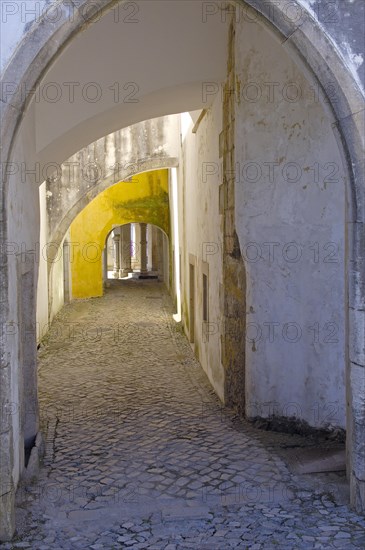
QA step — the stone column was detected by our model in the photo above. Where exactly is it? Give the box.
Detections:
[140,223,148,274]
[157,229,164,282]
[112,232,120,279]
[132,223,140,271]
[152,226,159,272]
[102,247,108,284]
[121,224,132,275]
[118,226,123,278]
[147,225,153,272]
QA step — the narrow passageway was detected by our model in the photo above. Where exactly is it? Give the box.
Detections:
[6,282,365,549]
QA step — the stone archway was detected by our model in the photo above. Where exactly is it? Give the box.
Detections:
[103,223,170,285]
[61,169,170,300]
[45,115,179,265]
[0,0,364,539]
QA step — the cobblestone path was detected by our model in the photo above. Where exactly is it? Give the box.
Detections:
[3,281,365,549]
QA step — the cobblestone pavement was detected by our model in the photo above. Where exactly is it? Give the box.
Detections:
[2,281,365,549]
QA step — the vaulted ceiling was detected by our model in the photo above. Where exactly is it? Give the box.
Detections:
[33,0,228,165]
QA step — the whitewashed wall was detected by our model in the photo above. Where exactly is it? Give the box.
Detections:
[179,102,225,401]
[36,182,49,342]
[234,18,347,428]
[6,99,41,488]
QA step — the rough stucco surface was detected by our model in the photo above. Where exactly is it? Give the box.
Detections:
[298,0,364,91]
[36,183,49,337]
[234,17,347,429]
[0,0,67,73]
[4,107,41,503]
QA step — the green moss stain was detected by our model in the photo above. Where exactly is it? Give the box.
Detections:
[114,191,170,234]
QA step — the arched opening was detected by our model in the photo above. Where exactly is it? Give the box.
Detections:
[0,0,364,540]
[104,223,169,284]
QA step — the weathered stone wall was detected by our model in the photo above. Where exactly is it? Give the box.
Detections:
[1,108,42,540]
[221,20,247,413]
[234,15,347,428]
[242,0,364,92]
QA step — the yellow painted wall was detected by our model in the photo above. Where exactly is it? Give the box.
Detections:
[70,170,170,299]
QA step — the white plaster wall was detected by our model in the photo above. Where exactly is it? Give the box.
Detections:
[0,2,228,496]
[4,92,66,500]
[6,100,40,486]
[36,182,49,343]
[179,99,224,401]
[49,238,65,323]
[234,19,347,428]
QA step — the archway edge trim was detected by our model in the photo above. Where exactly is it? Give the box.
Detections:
[239,0,365,223]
